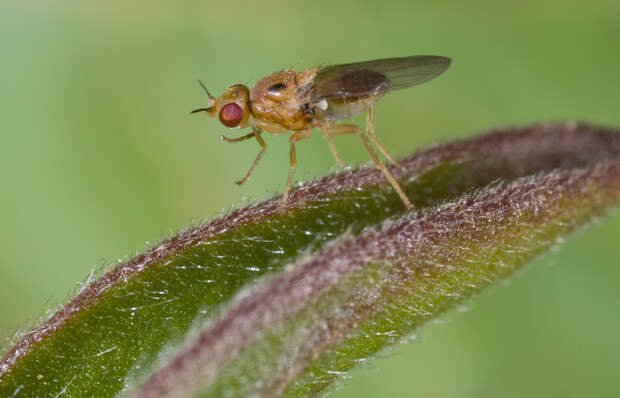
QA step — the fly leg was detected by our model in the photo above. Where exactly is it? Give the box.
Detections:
[322,133,345,168]
[318,123,360,168]
[222,128,267,186]
[360,108,414,211]
[281,129,313,211]
[366,104,401,167]
[221,131,256,143]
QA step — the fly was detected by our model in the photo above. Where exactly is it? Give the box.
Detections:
[191,55,451,211]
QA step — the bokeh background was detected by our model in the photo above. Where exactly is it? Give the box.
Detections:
[1,1,620,396]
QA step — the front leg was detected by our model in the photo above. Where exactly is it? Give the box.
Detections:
[235,129,267,186]
[221,131,256,143]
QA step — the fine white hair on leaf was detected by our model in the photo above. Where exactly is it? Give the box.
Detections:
[4,123,620,398]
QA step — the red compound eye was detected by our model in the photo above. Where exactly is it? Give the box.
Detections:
[219,102,244,127]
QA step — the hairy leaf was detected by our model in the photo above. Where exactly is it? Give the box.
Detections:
[1,123,620,398]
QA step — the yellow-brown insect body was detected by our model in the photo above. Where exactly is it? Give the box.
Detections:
[249,69,317,133]
[193,55,451,212]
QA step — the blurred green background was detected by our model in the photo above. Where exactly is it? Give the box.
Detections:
[1,1,619,396]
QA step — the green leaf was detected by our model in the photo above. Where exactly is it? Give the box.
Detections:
[2,123,620,398]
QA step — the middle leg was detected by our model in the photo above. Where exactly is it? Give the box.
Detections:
[281,129,313,211]
[318,123,360,168]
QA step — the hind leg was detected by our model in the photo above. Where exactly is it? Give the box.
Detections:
[366,104,401,167]
[359,107,413,211]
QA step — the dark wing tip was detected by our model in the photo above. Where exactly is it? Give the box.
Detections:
[428,55,451,68]
[425,55,451,76]
[440,56,451,73]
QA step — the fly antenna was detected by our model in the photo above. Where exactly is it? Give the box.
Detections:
[190,107,210,114]
[197,80,215,100]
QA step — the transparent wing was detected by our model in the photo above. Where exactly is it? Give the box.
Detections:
[311,55,451,101]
